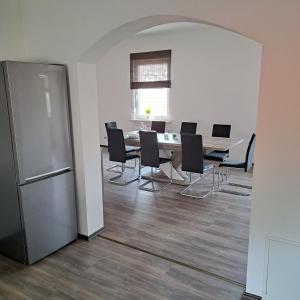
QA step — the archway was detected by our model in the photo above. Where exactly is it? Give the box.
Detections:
[80,15,257,63]
[74,14,262,297]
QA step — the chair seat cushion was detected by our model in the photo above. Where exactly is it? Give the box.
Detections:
[219,159,245,168]
[125,146,141,153]
[204,150,229,162]
[125,153,140,160]
[159,157,172,164]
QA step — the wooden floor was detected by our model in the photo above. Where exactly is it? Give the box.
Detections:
[0,152,251,299]
[0,237,244,300]
[102,151,252,286]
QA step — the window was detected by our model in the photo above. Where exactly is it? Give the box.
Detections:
[133,88,169,119]
[130,50,171,120]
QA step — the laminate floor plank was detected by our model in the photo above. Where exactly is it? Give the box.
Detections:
[102,152,252,285]
[0,238,244,300]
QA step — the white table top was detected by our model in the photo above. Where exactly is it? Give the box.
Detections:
[125,131,244,152]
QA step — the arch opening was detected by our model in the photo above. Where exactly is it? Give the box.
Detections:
[75,14,262,293]
[80,14,259,64]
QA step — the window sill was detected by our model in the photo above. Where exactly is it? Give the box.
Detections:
[130,117,172,123]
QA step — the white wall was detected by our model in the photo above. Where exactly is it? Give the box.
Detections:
[97,24,261,161]
[0,0,25,60]
[75,63,104,235]
[2,0,300,297]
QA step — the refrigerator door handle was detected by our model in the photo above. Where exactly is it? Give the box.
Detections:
[24,167,72,183]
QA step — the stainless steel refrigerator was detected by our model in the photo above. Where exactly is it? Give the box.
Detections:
[0,61,77,264]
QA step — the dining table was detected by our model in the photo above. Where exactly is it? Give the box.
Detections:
[124,131,244,185]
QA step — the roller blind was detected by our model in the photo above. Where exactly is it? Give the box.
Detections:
[130,50,171,89]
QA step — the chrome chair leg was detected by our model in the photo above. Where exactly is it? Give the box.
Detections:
[106,164,122,173]
[106,151,139,173]
[228,182,252,189]
[220,167,224,183]
[106,163,136,173]
[211,166,220,191]
[219,166,228,183]
[180,167,215,199]
[139,162,173,192]
[108,164,123,183]
[218,167,251,196]
[161,162,174,190]
[225,167,229,182]
[138,158,143,182]
[139,167,160,192]
[180,176,211,198]
[221,166,251,188]
[212,166,215,190]
[108,161,140,186]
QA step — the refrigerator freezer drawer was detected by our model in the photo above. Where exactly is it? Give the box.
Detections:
[19,171,77,264]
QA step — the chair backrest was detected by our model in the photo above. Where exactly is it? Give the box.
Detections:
[151,121,166,133]
[107,128,126,163]
[105,121,117,132]
[245,133,256,172]
[212,124,231,138]
[180,122,197,134]
[212,124,231,154]
[105,121,117,152]
[181,134,204,174]
[139,131,160,168]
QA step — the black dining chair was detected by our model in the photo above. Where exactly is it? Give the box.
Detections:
[105,121,117,131]
[212,124,231,138]
[218,134,256,195]
[105,121,140,172]
[180,122,197,134]
[204,124,231,162]
[219,133,256,173]
[139,131,173,192]
[106,128,140,185]
[151,121,166,133]
[180,134,217,198]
